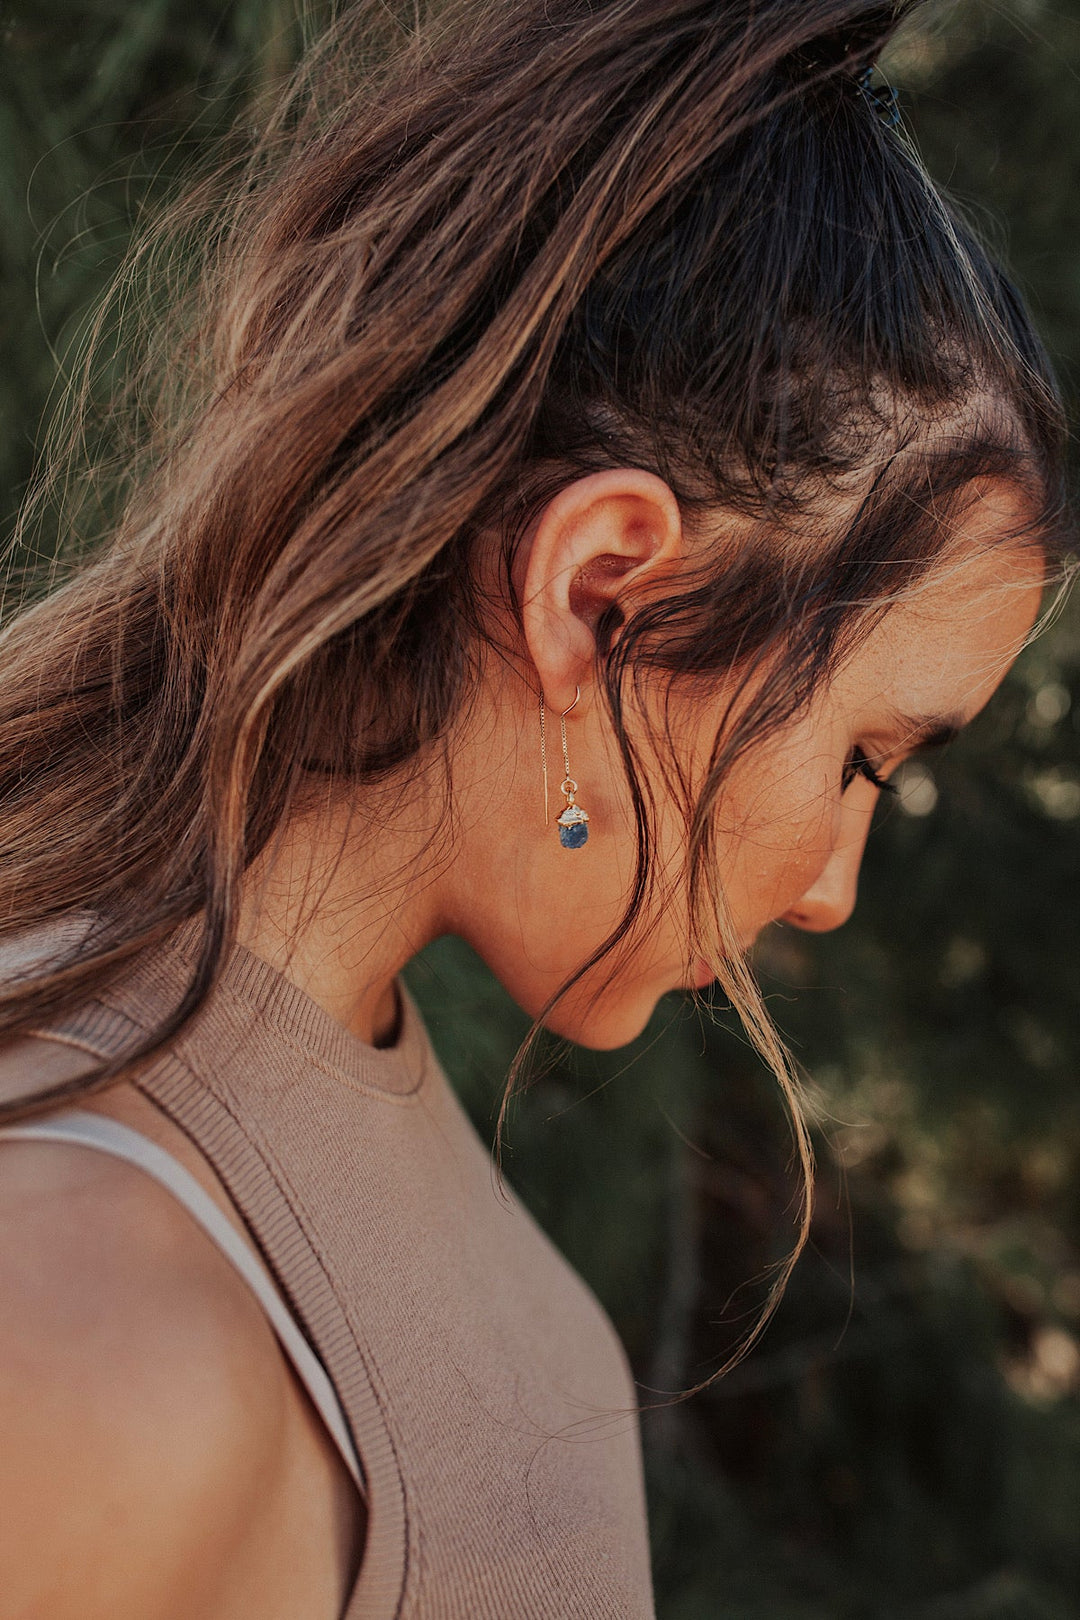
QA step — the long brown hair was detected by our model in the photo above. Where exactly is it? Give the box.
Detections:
[0,0,1070,1349]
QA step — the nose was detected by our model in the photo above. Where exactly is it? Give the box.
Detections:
[781,797,874,934]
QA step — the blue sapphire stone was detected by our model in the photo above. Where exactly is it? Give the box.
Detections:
[559,820,589,850]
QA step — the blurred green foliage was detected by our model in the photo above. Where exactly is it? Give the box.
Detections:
[1,1,1078,1614]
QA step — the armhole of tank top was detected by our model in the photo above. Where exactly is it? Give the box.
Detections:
[0,1108,365,1499]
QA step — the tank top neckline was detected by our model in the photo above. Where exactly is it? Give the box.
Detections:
[142,920,432,1100]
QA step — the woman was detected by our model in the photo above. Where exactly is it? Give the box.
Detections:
[0,0,1069,1614]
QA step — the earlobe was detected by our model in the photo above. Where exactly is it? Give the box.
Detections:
[520,469,683,712]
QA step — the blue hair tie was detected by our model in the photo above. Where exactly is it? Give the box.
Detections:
[857,65,901,129]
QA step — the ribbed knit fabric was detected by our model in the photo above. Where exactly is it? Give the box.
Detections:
[11,931,655,1620]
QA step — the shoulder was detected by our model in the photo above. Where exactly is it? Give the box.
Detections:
[0,1031,101,1112]
[0,1115,292,1618]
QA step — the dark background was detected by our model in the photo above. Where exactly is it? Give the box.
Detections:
[2,3,1078,1614]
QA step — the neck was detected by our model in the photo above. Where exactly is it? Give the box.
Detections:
[235,785,445,1048]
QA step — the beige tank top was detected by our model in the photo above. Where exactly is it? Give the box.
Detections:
[0,930,654,1620]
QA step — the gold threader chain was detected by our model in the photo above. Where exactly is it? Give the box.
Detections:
[539,690,577,827]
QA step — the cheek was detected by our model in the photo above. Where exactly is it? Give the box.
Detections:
[717,774,837,931]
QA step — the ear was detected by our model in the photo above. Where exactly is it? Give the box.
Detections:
[519,469,684,714]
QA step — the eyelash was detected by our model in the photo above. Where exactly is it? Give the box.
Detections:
[843,745,899,797]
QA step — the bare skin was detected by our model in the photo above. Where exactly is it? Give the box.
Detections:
[0,1060,362,1620]
[0,471,1045,1617]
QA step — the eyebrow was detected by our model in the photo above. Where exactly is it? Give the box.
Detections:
[883,709,966,751]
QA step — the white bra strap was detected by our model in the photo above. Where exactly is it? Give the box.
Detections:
[0,1109,364,1497]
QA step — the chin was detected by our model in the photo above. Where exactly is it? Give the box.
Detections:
[539,986,665,1051]
[471,937,680,1051]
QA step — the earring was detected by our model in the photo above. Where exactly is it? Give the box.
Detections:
[539,687,590,849]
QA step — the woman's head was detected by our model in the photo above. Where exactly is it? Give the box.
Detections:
[0,0,1069,1128]
[450,472,1047,1050]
